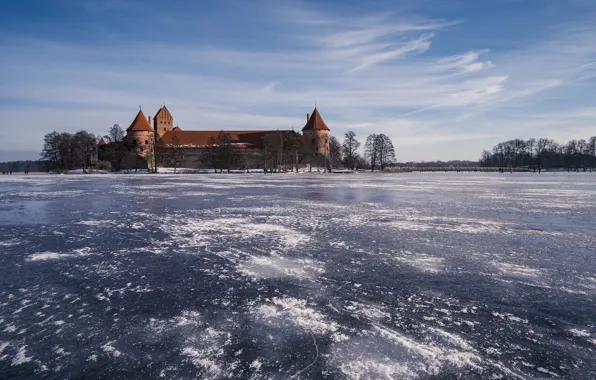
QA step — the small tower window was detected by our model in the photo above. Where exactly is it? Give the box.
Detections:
[145,140,148,145]
[140,147,144,152]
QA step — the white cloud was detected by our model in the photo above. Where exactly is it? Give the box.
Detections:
[261,82,280,94]
[346,34,433,73]
[1,2,596,160]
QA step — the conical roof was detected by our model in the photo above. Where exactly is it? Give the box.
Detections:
[302,108,330,132]
[126,109,154,132]
[98,138,106,146]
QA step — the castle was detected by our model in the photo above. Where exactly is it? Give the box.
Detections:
[98,106,331,170]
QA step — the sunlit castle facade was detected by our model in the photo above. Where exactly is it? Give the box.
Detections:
[98,106,332,170]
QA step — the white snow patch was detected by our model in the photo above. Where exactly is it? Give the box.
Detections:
[253,297,339,335]
[180,327,235,378]
[568,329,592,338]
[338,357,414,380]
[0,239,21,247]
[394,252,444,273]
[249,359,262,370]
[0,342,9,355]
[182,348,223,378]
[238,254,324,280]
[343,301,390,322]
[332,322,482,379]
[160,216,310,250]
[537,367,559,377]
[11,346,32,366]
[388,216,508,234]
[491,312,528,324]
[76,220,115,226]
[493,262,542,277]
[27,248,93,261]
[101,343,122,358]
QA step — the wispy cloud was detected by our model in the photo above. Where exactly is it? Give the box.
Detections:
[346,33,433,73]
[1,0,596,160]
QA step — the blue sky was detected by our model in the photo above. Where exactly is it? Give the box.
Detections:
[1,0,596,161]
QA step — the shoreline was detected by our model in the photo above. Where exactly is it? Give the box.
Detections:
[2,168,594,176]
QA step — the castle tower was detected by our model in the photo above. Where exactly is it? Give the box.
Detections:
[154,105,174,138]
[125,109,155,167]
[302,108,330,157]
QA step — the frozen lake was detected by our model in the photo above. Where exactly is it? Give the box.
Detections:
[0,173,595,379]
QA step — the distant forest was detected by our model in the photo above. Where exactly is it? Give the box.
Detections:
[0,160,47,173]
[394,160,479,168]
[6,133,596,173]
[480,137,596,169]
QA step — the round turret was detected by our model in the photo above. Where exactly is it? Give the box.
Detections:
[125,109,156,168]
[302,108,330,156]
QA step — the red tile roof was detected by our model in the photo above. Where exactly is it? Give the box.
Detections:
[159,130,291,148]
[154,105,172,120]
[127,110,154,132]
[302,108,330,132]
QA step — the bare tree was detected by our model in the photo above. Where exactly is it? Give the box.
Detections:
[364,134,395,171]
[376,134,396,170]
[205,136,220,172]
[342,131,360,170]
[144,132,158,173]
[262,132,284,171]
[40,132,63,172]
[72,131,97,171]
[364,134,379,171]
[355,154,368,170]
[329,136,342,170]
[40,131,101,172]
[220,132,242,172]
[284,131,302,171]
[105,124,125,143]
[481,136,596,169]
[163,136,184,173]
[204,131,242,172]
[102,125,127,170]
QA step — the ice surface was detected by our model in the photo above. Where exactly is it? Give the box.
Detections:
[0,173,595,379]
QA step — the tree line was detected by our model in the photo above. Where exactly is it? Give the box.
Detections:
[0,160,45,173]
[39,125,147,173]
[39,131,99,172]
[395,160,478,168]
[480,137,596,169]
[161,130,396,172]
[38,123,397,172]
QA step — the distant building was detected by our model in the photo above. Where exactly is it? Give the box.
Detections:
[98,106,332,170]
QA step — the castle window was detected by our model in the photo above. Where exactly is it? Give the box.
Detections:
[140,147,144,152]
[145,140,149,145]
